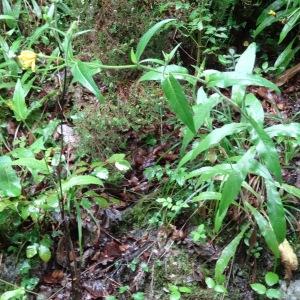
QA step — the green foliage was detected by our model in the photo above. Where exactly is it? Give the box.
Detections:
[251,272,282,299]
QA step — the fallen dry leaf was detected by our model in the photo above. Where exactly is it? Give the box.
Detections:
[43,269,65,284]
[279,239,299,280]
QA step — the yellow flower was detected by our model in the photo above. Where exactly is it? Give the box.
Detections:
[268,10,277,17]
[18,50,37,72]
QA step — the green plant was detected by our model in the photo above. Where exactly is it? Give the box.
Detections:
[190,224,207,243]
[167,284,192,300]
[255,0,300,73]
[250,272,282,299]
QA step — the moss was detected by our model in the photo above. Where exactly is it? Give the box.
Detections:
[71,83,167,159]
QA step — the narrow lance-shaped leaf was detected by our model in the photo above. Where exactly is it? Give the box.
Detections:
[232,43,256,105]
[265,180,286,243]
[135,19,175,61]
[205,71,280,93]
[181,90,220,154]
[71,60,104,102]
[279,9,300,44]
[248,116,282,183]
[11,79,29,122]
[265,123,300,139]
[0,156,21,197]
[62,175,103,193]
[179,123,248,167]
[245,202,280,258]
[215,148,256,232]
[162,75,195,134]
[215,224,249,284]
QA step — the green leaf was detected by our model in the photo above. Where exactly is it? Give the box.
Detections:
[179,123,248,167]
[215,225,249,284]
[232,43,256,105]
[169,290,181,300]
[181,91,220,154]
[162,75,195,133]
[38,244,51,262]
[279,9,300,43]
[244,94,264,126]
[215,148,256,231]
[62,175,103,193]
[192,192,222,202]
[266,288,282,299]
[245,203,280,258]
[265,123,300,139]
[178,287,191,293]
[135,19,175,61]
[205,71,280,93]
[93,167,109,180]
[248,117,282,183]
[250,283,267,295]
[0,156,21,197]
[12,157,50,175]
[11,79,29,122]
[205,277,215,289]
[214,285,227,294]
[0,14,15,21]
[71,60,104,102]
[26,244,38,258]
[265,181,286,243]
[0,288,25,300]
[139,65,192,83]
[132,292,145,300]
[265,272,279,287]
[115,161,131,172]
[274,39,298,70]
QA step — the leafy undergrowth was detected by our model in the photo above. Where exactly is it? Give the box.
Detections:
[1,1,300,300]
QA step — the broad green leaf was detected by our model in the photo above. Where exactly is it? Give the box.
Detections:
[215,225,249,284]
[135,19,175,61]
[38,244,51,262]
[232,43,256,105]
[93,167,109,180]
[248,117,282,182]
[0,156,21,197]
[256,0,285,24]
[279,9,300,43]
[266,289,282,299]
[162,75,195,133]
[205,71,280,93]
[215,148,256,231]
[214,285,227,294]
[26,244,38,258]
[281,184,300,198]
[179,123,248,167]
[250,283,267,295]
[181,91,220,154]
[139,65,192,83]
[244,94,264,126]
[170,291,181,300]
[62,175,103,193]
[11,79,29,121]
[265,181,286,243]
[265,123,300,139]
[0,288,25,300]
[245,203,280,258]
[205,277,215,289]
[115,161,131,172]
[71,60,104,102]
[265,272,279,287]
[12,158,50,175]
